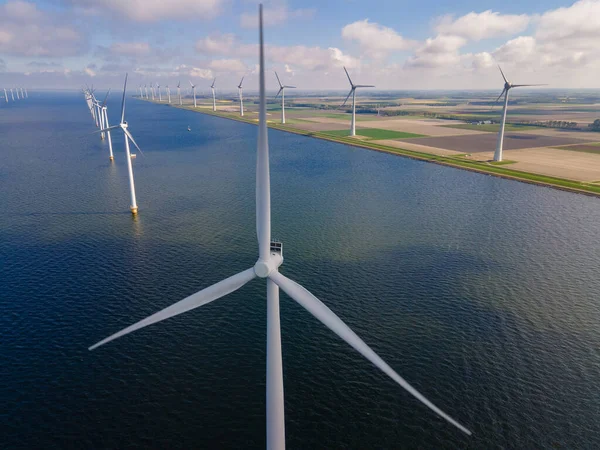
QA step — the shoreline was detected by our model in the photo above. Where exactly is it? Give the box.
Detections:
[141,99,600,199]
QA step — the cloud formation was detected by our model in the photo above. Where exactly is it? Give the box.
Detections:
[435,10,530,41]
[342,19,415,57]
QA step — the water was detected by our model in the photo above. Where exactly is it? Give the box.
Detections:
[2,92,600,449]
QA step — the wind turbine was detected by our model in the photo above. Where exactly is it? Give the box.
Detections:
[10,88,14,101]
[24,88,28,98]
[238,76,245,116]
[20,87,24,99]
[166,85,171,104]
[99,90,114,160]
[341,67,374,136]
[189,80,197,107]
[151,84,155,100]
[145,84,149,99]
[94,74,144,214]
[493,66,546,162]
[275,72,295,124]
[15,87,20,100]
[139,84,143,98]
[177,81,182,105]
[210,78,216,111]
[89,5,472,447]
[4,88,8,102]
[157,83,162,102]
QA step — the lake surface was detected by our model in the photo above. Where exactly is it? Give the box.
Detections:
[2,92,600,449]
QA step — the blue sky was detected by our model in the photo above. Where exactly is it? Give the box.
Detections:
[1,0,599,90]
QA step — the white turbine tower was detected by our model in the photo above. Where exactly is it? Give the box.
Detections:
[101,95,115,162]
[238,76,245,116]
[166,85,171,104]
[4,88,8,102]
[96,90,110,140]
[210,78,216,111]
[493,66,546,162]
[89,5,471,447]
[151,84,155,100]
[16,87,20,100]
[139,84,143,98]
[177,81,182,105]
[95,74,144,214]
[24,88,28,98]
[275,72,295,124]
[341,67,374,137]
[189,80,197,108]
[157,83,162,102]
[144,84,148,99]
[10,88,15,101]
[20,87,24,99]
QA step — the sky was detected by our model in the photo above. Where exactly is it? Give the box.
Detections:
[0,0,599,91]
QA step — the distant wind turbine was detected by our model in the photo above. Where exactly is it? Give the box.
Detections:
[493,66,546,162]
[4,88,8,102]
[166,85,171,104]
[177,81,182,105]
[139,84,143,98]
[15,87,20,100]
[144,84,148,99]
[341,67,374,136]
[238,76,245,116]
[20,87,24,99]
[275,71,295,124]
[210,78,216,111]
[89,5,472,447]
[157,83,162,102]
[151,84,156,101]
[95,74,145,214]
[24,88,28,98]
[100,90,114,160]
[10,88,15,101]
[189,80,197,107]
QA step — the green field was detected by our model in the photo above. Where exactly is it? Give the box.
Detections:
[441,123,538,132]
[322,128,425,140]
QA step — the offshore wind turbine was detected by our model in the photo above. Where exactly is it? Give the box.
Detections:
[157,83,162,102]
[210,78,216,111]
[24,88,28,98]
[177,81,182,105]
[20,87,24,99]
[4,88,8,102]
[15,87,20,100]
[151,84,155,100]
[166,85,171,104]
[89,5,471,447]
[95,74,144,214]
[144,84,148,99]
[238,76,245,116]
[189,80,197,107]
[100,92,115,161]
[139,84,143,98]
[341,67,374,136]
[10,88,15,101]
[274,71,295,124]
[493,66,546,162]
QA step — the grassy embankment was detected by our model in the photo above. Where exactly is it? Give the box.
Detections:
[153,101,600,197]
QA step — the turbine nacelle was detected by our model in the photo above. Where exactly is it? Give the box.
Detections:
[254,253,283,278]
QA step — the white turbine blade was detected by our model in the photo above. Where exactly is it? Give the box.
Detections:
[341,89,353,107]
[268,271,472,436]
[494,88,507,104]
[511,84,548,88]
[275,87,283,99]
[354,85,374,88]
[101,88,111,107]
[256,4,271,261]
[275,71,283,88]
[189,80,194,88]
[89,268,256,351]
[88,125,120,136]
[120,74,128,124]
[211,78,216,88]
[283,85,296,89]
[123,128,145,156]
[343,66,353,87]
[239,76,245,88]
[498,65,508,83]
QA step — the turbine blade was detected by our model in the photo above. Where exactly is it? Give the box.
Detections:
[511,84,548,88]
[86,125,120,137]
[123,128,145,156]
[256,4,271,261]
[101,88,111,107]
[211,78,216,88]
[354,85,375,88]
[494,88,506,104]
[89,268,256,351]
[239,76,245,88]
[268,271,472,436]
[283,86,296,89]
[275,71,283,88]
[498,65,508,83]
[341,89,353,108]
[189,80,194,88]
[120,74,128,124]
[343,66,353,87]
[275,87,283,99]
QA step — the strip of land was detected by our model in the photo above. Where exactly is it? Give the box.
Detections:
[140,99,600,198]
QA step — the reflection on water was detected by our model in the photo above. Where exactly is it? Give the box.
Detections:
[1,92,600,449]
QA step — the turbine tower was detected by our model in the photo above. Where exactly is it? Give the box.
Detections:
[166,85,171,104]
[100,90,114,161]
[189,80,197,108]
[341,67,374,136]
[210,78,216,111]
[145,84,149,99]
[89,5,472,447]
[157,83,162,102]
[10,88,15,101]
[24,88,28,98]
[95,74,145,214]
[493,66,546,162]
[4,88,8,102]
[238,76,244,116]
[139,85,143,98]
[275,72,296,124]
[15,87,20,100]
[177,81,182,105]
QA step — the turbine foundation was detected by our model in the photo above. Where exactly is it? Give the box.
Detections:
[130,206,138,215]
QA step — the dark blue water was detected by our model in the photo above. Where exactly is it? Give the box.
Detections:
[2,92,600,449]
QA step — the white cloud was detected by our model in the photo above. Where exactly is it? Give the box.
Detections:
[493,36,536,64]
[69,0,224,22]
[0,1,86,57]
[342,19,415,57]
[84,66,96,77]
[196,34,238,55]
[208,59,247,73]
[405,35,466,69]
[240,3,314,28]
[435,10,530,41]
[110,42,151,57]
